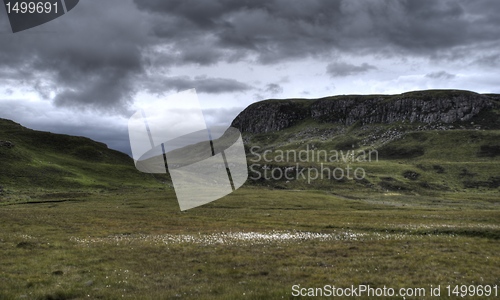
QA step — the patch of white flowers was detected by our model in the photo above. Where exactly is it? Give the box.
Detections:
[70,230,425,247]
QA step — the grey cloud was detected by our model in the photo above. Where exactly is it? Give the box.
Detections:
[425,71,456,80]
[194,77,251,94]
[33,80,54,100]
[326,62,377,77]
[0,0,148,112]
[1,0,500,115]
[136,0,344,63]
[177,46,224,66]
[472,53,500,68]
[145,76,252,95]
[265,83,283,95]
[134,0,500,64]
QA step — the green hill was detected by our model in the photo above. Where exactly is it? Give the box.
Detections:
[0,119,165,201]
[234,90,500,197]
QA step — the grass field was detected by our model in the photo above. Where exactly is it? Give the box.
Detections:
[0,187,498,299]
[1,112,499,299]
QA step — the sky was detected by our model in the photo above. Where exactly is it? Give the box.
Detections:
[0,0,499,155]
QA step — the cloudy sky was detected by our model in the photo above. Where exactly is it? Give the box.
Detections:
[1,0,499,155]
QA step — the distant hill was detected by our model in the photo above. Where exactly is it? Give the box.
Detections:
[0,118,165,193]
[232,90,500,194]
[232,90,500,134]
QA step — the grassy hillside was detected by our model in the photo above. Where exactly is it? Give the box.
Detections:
[0,118,165,201]
[242,106,500,198]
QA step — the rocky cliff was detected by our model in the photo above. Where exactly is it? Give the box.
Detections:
[231,100,309,133]
[232,90,497,134]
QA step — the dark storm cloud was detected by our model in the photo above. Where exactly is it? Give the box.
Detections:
[134,0,344,63]
[145,76,252,95]
[425,71,456,80]
[2,0,500,113]
[134,0,500,63]
[0,0,148,112]
[326,62,377,77]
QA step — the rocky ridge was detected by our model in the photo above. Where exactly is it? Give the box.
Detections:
[232,90,497,134]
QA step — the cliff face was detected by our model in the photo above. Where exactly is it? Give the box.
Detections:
[311,91,492,125]
[231,100,309,134]
[232,90,495,133]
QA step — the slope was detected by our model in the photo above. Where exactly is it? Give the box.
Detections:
[0,118,165,196]
[234,90,500,198]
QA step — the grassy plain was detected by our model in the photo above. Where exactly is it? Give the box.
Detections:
[0,187,498,299]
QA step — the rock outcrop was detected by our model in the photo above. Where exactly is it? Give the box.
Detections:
[231,100,309,134]
[0,140,15,148]
[232,90,495,134]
